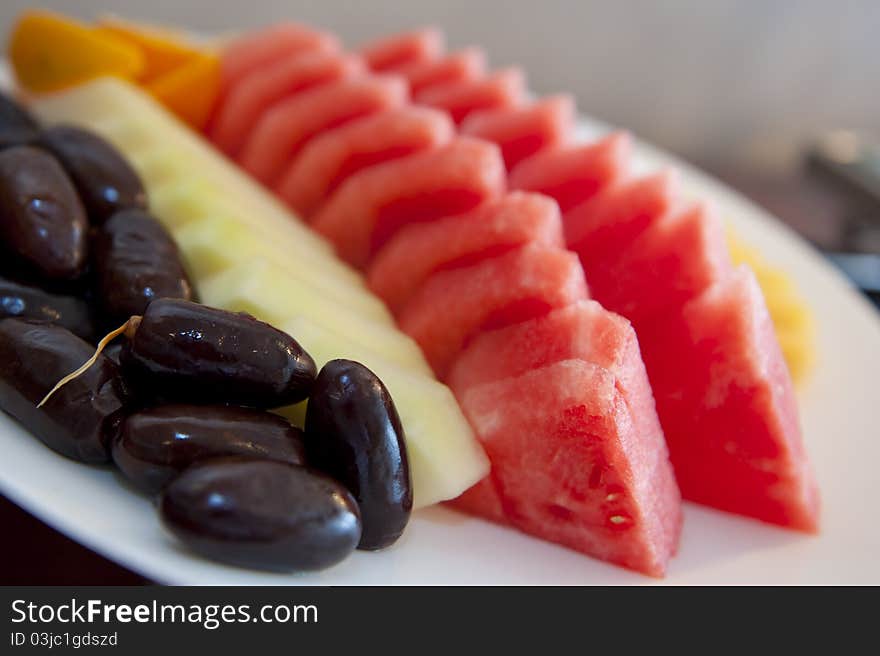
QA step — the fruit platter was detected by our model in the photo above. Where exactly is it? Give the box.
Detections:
[0,10,878,584]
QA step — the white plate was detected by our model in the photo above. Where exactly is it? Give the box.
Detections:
[2,71,879,585]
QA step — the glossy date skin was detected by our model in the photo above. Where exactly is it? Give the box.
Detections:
[305,359,412,550]
[92,209,194,325]
[120,299,317,408]
[38,125,147,224]
[0,319,128,462]
[160,458,362,571]
[114,404,307,495]
[0,91,38,150]
[0,146,88,281]
[0,275,95,340]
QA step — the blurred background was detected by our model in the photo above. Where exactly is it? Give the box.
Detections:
[0,0,877,582]
[3,0,877,253]
[0,0,876,173]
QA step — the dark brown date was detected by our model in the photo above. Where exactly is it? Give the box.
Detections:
[160,458,361,571]
[0,146,88,280]
[38,125,147,224]
[92,209,194,325]
[114,404,307,495]
[0,319,128,462]
[0,275,95,340]
[120,299,316,408]
[0,91,38,150]
[305,359,411,550]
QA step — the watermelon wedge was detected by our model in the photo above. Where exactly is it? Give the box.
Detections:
[415,69,526,123]
[636,267,819,531]
[509,132,632,212]
[220,22,340,93]
[396,47,487,94]
[276,106,455,216]
[581,202,733,323]
[368,191,564,314]
[453,359,681,577]
[359,28,445,71]
[398,244,589,377]
[564,170,681,257]
[239,75,408,185]
[446,301,677,555]
[210,51,364,156]
[312,137,506,268]
[460,95,575,170]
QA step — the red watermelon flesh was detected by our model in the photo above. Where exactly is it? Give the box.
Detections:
[238,75,408,186]
[275,106,455,217]
[447,300,672,535]
[396,47,488,95]
[460,96,575,170]
[210,51,364,156]
[398,244,589,377]
[637,267,819,531]
[582,202,733,323]
[360,28,445,71]
[368,191,564,314]
[311,137,506,268]
[564,170,681,259]
[220,23,340,94]
[448,300,654,410]
[454,359,682,577]
[509,132,632,213]
[449,476,506,524]
[415,69,526,124]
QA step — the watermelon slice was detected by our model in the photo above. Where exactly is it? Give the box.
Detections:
[581,202,733,323]
[239,75,408,186]
[509,132,632,212]
[359,28,445,71]
[448,300,653,402]
[448,477,506,524]
[396,47,487,94]
[398,244,589,377]
[453,359,681,576]
[636,267,819,531]
[415,68,526,123]
[275,106,455,216]
[564,170,681,257]
[209,51,364,156]
[312,137,506,268]
[220,22,340,93]
[368,191,564,314]
[460,96,575,170]
[446,300,677,555]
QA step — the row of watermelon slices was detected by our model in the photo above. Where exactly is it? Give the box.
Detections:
[203,23,818,576]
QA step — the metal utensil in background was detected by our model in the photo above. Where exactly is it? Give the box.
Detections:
[806,131,880,308]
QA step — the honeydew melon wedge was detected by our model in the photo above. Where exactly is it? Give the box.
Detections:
[170,210,394,324]
[32,77,487,507]
[144,177,366,289]
[274,316,489,509]
[201,258,434,376]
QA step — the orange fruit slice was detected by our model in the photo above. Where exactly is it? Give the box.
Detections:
[145,52,221,130]
[8,10,144,93]
[96,16,203,82]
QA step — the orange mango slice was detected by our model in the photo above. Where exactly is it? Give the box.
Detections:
[8,11,144,93]
[145,52,221,130]
[96,16,203,82]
